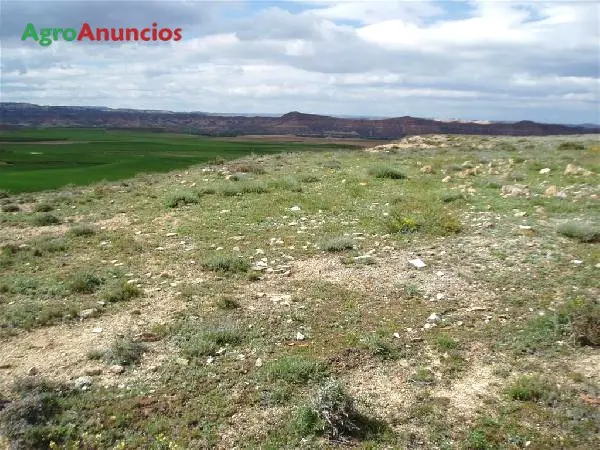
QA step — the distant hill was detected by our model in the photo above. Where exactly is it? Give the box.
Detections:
[1,103,597,138]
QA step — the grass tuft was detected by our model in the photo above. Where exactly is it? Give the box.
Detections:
[102,281,141,303]
[104,337,146,366]
[369,166,406,180]
[68,271,103,294]
[68,223,97,237]
[201,255,250,273]
[321,236,354,252]
[557,222,600,243]
[165,190,199,208]
[262,356,326,384]
[30,213,60,226]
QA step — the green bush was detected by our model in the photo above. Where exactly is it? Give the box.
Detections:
[557,222,600,243]
[68,223,97,237]
[262,356,326,384]
[33,203,54,213]
[103,281,141,303]
[321,236,354,252]
[105,337,146,366]
[68,271,103,294]
[164,190,199,208]
[30,213,60,226]
[369,166,406,180]
[201,255,250,273]
[2,204,20,212]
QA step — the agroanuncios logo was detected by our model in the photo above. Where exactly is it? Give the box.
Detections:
[22,22,183,46]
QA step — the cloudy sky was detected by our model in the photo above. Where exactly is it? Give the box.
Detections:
[1,0,599,123]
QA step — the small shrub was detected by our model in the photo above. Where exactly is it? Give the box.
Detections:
[164,190,199,208]
[229,172,248,182]
[360,333,398,360]
[441,192,465,203]
[565,298,600,346]
[557,222,600,243]
[87,349,104,360]
[216,296,241,310]
[506,375,550,402]
[68,271,102,294]
[230,163,266,174]
[558,141,585,151]
[435,333,459,350]
[402,283,422,299]
[220,182,268,196]
[293,405,323,436]
[30,213,60,226]
[300,174,321,183]
[33,203,53,212]
[311,379,359,439]
[105,337,146,366]
[32,237,68,255]
[262,356,326,384]
[321,236,354,252]
[201,255,250,273]
[247,271,262,282]
[268,177,303,192]
[386,215,420,234]
[465,429,491,450]
[409,368,436,384]
[68,223,97,237]
[1,204,20,212]
[103,281,141,303]
[178,323,242,358]
[323,160,342,169]
[0,378,64,449]
[369,166,406,180]
[0,190,9,199]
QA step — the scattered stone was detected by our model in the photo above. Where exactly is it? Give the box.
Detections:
[545,185,558,196]
[74,376,93,390]
[109,365,125,374]
[206,356,214,365]
[84,368,102,376]
[423,323,436,330]
[175,357,189,366]
[79,308,97,319]
[435,293,445,301]
[255,358,263,368]
[539,168,551,174]
[571,260,583,265]
[564,164,593,176]
[393,332,401,339]
[290,205,301,212]
[427,313,441,323]
[27,366,38,376]
[92,327,103,333]
[409,258,426,268]
[501,184,530,197]
[421,165,433,173]
[296,331,306,341]
[442,175,451,183]
[166,232,177,237]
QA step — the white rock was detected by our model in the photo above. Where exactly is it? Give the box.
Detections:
[571,260,583,265]
[539,168,551,174]
[74,376,93,390]
[427,313,441,323]
[206,356,214,365]
[255,358,263,368]
[436,293,445,301]
[109,364,125,374]
[290,206,301,211]
[442,176,451,183]
[296,331,306,341]
[409,258,426,268]
[92,327,103,333]
[393,332,401,339]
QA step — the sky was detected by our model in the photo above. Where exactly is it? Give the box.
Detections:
[1,0,599,124]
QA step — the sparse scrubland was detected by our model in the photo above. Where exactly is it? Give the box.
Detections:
[0,134,599,448]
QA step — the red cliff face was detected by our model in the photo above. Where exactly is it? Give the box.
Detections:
[1,104,596,137]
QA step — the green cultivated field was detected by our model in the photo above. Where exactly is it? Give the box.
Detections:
[0,128,358,193]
